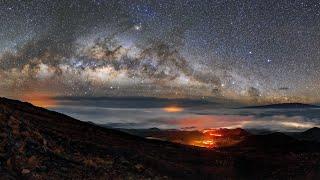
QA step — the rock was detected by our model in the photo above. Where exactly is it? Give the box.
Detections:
[134,164,145,172]
[21,169,30,174]
[119,157,130,165]
[38,166,48,172]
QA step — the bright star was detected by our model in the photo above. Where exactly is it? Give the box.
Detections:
[134,24,142,31]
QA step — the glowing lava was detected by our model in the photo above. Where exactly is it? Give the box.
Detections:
[191,140,215,148]
[209,133,222,137]
[201,140,215,147]
[163,105,184,113]
[189,129,224,148]
[202,129,223,137]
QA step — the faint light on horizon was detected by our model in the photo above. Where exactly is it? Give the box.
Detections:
[280,121,314,129]
[20,91,57,108]
[163,105,184,113]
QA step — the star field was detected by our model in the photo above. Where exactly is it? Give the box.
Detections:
[0,0,320,104]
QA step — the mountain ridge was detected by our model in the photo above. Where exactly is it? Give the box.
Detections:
[243,103,320,109]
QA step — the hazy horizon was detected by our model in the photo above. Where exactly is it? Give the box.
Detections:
[31,96,319,132]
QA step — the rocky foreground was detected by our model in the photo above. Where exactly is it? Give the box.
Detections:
[1,97,320,179]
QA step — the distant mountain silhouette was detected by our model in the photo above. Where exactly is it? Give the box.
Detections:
[1,97,320,179]
[243,103,320,109]
[297,127,320,142]
[236,132,296,148]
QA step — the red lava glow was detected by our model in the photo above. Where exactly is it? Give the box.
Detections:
[20,91,57,108]
[189,129,224,148]
[191,139,216,148]
[191,140,214,148]
[202,129,223,137]
[164,116,250,148]
[163,105,184,113]
[209,133,222,137]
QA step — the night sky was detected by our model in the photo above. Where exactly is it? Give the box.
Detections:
[1,0,320,104]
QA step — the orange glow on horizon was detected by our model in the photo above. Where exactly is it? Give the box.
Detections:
[20,91,57,108]
[163,105,184,113]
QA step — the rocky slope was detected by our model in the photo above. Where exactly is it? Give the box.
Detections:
[1,97,320,179]
[0,98,233,179]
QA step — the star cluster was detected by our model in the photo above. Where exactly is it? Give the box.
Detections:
[0,0,320,104]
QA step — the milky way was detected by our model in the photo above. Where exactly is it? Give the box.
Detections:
[0,0,320,104]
